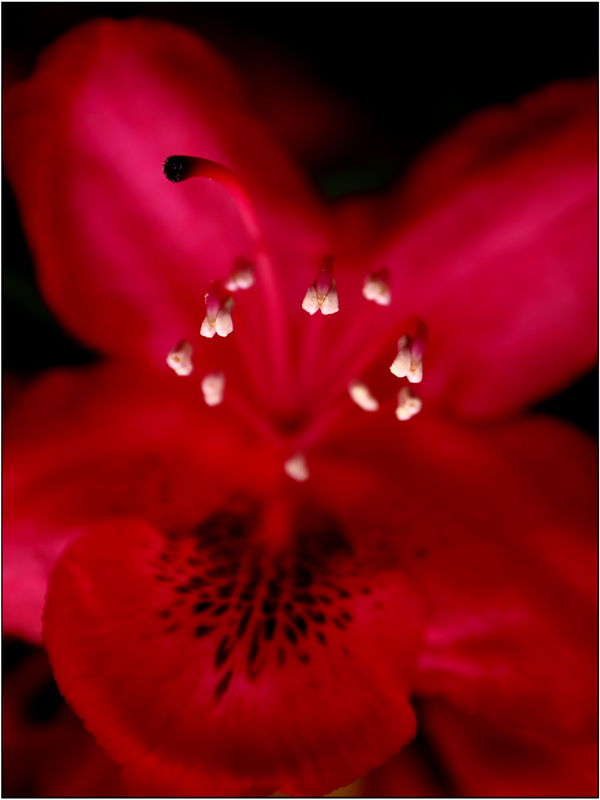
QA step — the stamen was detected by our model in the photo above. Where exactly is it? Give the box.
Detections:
[166,340,194,376]
[163,155,291,402]
[201,372,225,407]
[200,282,234,339]
[302,255,339,316]
[362,268,391,306]
[390,318,428,383]
[396,386,423,421]
[347,380,379,412]
[225,257,255,292]
[283,453,309,482]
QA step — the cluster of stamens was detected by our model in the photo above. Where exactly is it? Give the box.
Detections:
[163,155,427,482]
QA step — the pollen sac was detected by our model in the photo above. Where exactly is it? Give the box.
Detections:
[283,453,309,483]
[348,380,379,412]
[225,258,255,292]
[201,283,235,339]
[396,386,423,421]
[302,255,339,316]
[201,372,225,407]
[363,268,391,306]
[166,340,194,376]
[390,318,428,383]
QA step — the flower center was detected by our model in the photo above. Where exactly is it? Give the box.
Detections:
[162,155,428,480]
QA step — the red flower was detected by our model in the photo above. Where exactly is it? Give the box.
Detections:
[3,19,597,797]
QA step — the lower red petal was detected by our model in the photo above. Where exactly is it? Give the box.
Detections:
[43,514,423,796]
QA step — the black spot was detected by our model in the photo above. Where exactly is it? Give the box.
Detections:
[306,609,326,624]
[164,623,180,634]
[283,602,292,612]
[333,618,346,631]
[236,605,253,639]
[277,647,286,667]
[243,565,263,594]
[296,652,310,665]
[158,609,171,619]
[261,597,278,616]
[175,585,191,594]
[323,581,350,599]
[316,631,326,645]
[264,617,277,641]
[293,564,313,588]
[187,557,201,567]
[163,155,193,183]
[214,669,233,701]
[318,595,332,605]
[211,604,230,617]
[247,624,261,668]
[215,636,233,669]
[155,574,173,582]
[268,579,282,599]
[194,624,216,638]
[239,591,255,602]
[291,614,307,636]
[284,626,298,645]
[293,593,316,605]
[341,612,353,622]
[207,565,228,579]
[193,602,213,614]
[159,552,171,563]
[361,587,372,596]
[217,583,236,599]
[188,576,206,589]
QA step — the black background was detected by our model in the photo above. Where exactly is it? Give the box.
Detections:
[2,2,598,435]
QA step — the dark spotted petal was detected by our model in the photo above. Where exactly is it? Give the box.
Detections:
[43,517,423,796]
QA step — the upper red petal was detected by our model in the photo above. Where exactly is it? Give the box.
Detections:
[335,81,598,419]
[3,19,329,367]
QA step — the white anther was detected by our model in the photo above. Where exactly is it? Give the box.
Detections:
[390,335,412,378]
[302,285,320,315]
[302,255,339,315]
[283,453,309,482]
[166,340,194,376]
[201,288,234,339]
[319,279,339,315]
[390,319,427,383]
[201,372,225,407]
[348,380,379,412]
[396,386,423,421]
[363,270,391,306]
[225,260,255,292]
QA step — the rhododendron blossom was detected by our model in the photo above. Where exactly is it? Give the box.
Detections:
[3,19,598,797]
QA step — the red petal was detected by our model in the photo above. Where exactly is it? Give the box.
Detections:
[397,414,598,741]
[422,700,598,797]
[335,81,598,419]
[43,517,422,796]
[4,19,328,367]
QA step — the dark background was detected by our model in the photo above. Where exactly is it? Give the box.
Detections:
[3,2,598,435]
